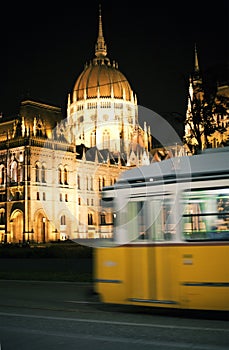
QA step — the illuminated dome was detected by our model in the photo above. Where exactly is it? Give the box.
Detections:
[73,60,133,101]
[66,6,145,156]
[72,7,133,102]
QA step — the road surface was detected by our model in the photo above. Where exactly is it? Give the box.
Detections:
[0,280,228,350]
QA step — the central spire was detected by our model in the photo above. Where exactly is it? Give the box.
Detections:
[95,4,107,59]
[193,43,202,86]
[194,43,200,73]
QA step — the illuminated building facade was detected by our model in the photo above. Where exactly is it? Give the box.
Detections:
[1,11,226,244]
[0,9,152,243]
[184,45,229,153]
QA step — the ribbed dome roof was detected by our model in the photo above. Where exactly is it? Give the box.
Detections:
[72,6,133,102]
[73,61,133,101]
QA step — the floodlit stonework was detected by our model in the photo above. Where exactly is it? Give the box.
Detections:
[0,9,152,243]
[0,11,227,244]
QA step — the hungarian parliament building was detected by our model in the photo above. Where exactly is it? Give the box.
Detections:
[0,9,228,243]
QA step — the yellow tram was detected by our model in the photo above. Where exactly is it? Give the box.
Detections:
[94,147,229,311]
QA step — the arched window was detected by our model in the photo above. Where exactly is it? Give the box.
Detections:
[91,176,93,190]
[61,215,66,225]
[88,213,93,225]
[35,164,40,182]
[41,165,46,183]
[0,165,5,185]
[100,213,106,225]
[11,161,17,182]
[77,175,80,189]
[64,168,68,185]
[37,125,43,137]
[0,209,5,224]
[86,176,89,190]
[58,167,62,184]
[99,177,103,191]
[102,177,106,188]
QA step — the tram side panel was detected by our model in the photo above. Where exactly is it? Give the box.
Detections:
[94,245,181,308]
[128,246,157,302]
[94,243,229,310]
[94,246,128,304]
[94,246,157,305]
[154,245,180,306]
[179,243,229,311]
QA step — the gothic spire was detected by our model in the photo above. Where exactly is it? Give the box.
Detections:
[194,43,199,73]
[193,43,202,85]
[95,4,107,59]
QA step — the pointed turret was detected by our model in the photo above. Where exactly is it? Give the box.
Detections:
[192,43,202,86]
[194,43,200,73]
[95,4,107,60]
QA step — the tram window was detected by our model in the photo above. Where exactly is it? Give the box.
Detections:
[115,200,144,242]
[144,197,175,241]
[182,188,229,241]
[137,201,149,240]
[118,196,175,242]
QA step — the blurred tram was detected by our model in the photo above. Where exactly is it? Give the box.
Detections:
[94,147,229,311]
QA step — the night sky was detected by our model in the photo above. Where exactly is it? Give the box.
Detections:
[1,1,228,131]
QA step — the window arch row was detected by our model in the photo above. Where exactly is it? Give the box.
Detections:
[58,165,69,185]
[35,162,47,183]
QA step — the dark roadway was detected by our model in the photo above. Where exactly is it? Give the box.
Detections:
[0,280,228,350]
